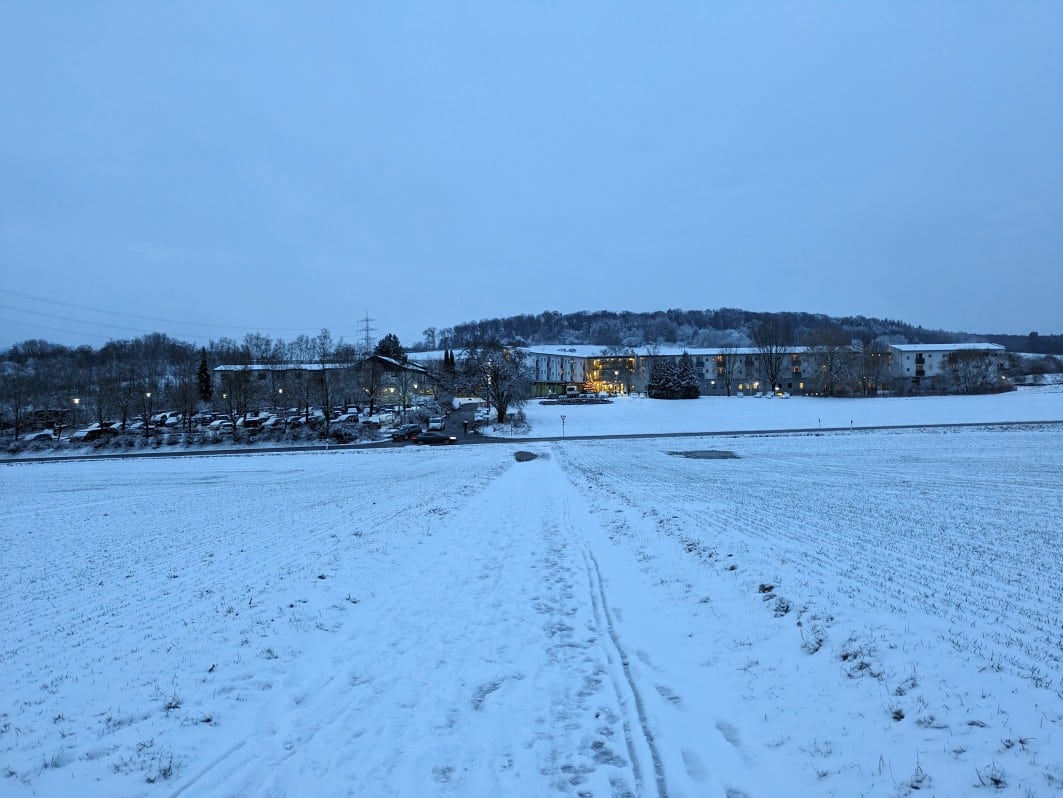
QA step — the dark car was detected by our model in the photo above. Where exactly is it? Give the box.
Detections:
[390,423,421,441]
[413,431,457,445]
[72,425,120,442]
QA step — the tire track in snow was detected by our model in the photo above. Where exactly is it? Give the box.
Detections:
[559,477,669,798]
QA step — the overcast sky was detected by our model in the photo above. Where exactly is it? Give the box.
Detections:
[2,2,1060,352]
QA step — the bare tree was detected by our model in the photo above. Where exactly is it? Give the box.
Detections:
[715,346,742,396]
[752,317,791,392]
[213,338,254,441]
[168,346,201,433]
[949,351,999,394]
[286,335,316,424]
[360,356,386,415]
[804,328,853,396]
[632,344,660,395]
[854,340,890,396]
[94,340,139,431]
[389,365,414,420]
[0,359,31,439]
[313,329,336,438]
[461,341,531,424]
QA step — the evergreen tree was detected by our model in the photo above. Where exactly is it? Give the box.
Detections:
[646,361,675,399]
[197,348,213,403]
[647,355,700,399]
[676,351,701,398]
[374,333,406,361]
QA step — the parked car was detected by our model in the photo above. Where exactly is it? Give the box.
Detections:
[427,416,446,430]
[390,423,422,441]
[24,429,57,442]
[327,426,359,443]
[70,423,120,442]
[206,419,234,433]
[413,431,457,445]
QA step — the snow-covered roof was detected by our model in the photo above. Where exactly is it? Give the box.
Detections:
[214,356,427,373]
[213,362,350,372]
[412,344,816,361]
[889,343,1005,353]
[523,345,810,358]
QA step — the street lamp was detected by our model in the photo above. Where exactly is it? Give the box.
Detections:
[72,396,80,426]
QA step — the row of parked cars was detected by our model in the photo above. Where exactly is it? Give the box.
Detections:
[16,405,462,447]
[385,418,456,445]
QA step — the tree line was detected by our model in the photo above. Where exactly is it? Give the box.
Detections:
[416,307,1060,353]
[0,330,421,440]
[0,328,542,440]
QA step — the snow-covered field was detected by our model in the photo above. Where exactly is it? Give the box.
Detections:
[496,385,1063,439]
[2,388,1062,797]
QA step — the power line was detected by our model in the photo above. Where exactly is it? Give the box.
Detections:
[0,289,371,346]
[0,303,173,334]
[0,316,121,341]
[0,288,347,333]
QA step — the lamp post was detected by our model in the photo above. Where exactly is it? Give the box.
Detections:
[560,414,566,439]
[72,396,80,427]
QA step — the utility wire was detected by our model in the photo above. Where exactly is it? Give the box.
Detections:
[0,316,121,341]
[0,288,349,333]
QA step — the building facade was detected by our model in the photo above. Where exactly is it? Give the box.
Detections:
[888,343,1008,392]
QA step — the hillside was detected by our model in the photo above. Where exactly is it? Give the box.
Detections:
[421,307,1062,354]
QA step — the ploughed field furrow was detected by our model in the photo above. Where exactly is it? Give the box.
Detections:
[553,427,1063,685]
[0,448,503,789]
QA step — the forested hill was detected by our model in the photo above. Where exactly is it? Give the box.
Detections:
[421,308,1060,353]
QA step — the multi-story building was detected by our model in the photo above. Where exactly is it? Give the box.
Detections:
[523,346,811,396]
[887,343,1007,391]
[412,341,1009,399]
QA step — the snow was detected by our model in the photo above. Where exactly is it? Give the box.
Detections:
[2,386,1062,797]
[494,384,1063,439]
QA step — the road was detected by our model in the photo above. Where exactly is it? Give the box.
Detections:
[3,412,1060,465]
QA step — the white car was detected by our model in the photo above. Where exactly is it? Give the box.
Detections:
[427,416,445,431]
